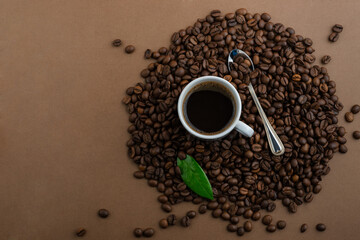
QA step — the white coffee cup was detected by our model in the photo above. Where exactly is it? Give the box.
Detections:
[177,76,254,140]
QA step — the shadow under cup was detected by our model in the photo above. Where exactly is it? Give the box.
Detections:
[182,81,237,135]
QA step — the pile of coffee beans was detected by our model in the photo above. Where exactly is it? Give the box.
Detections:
[123,9,347,237]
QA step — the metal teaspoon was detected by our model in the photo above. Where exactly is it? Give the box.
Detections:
[228,49,285,156]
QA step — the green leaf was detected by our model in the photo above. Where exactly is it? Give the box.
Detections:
[177,155,214,200]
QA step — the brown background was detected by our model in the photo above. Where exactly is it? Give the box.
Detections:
[1,0,360,239]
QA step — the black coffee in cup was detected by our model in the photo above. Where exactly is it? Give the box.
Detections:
[185,88,234,133]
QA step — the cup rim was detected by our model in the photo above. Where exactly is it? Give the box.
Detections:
[177,76,242,140]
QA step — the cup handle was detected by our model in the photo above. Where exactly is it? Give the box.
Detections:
[234,121,254,137]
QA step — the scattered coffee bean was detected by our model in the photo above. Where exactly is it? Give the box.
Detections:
[351,104,360,114]
[244,221,252,232]
[227,224,238,232]
[98,209,109,218]
[262,215,272,225]
[112,39,122,47]
[76,228,86,237]
[143,228,155,237]
[144,49,152,59]
[198,204,207,214]
[186,210,196,219]
[180,216,190,227]
[329,32,339,42]
[345,112,354,122]
[133,171,144,179]
[159,218,168,228]
[237,226,245,236]
[133,228,143,237]
[316,223,326,232]
[332,24,343,33]
[125,45,135,54]
[300,224,308,233]
[353,131,360,139]
[277,220,286,230]
[321,55,331,64]
[167,214,177,225]
[266,224,276,232]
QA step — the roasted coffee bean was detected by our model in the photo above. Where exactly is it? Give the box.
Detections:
[133,228,142,238]
[304,193,314,203]
[224,75,232,82]
[181,216,190,227]
[244,209,253,219]
[252,211,261,221]
[353,131,360,139]
[227,224,238,232]
[244,221,252,232]
[125,45,135,54]
[198,204,207,214]
[288,202,297,213]
[187,210,196,219]
[144,49,152,59]
[262,215,272,225]
[161,203,172,212]
[221,211,231,220]
[267,202,276,212]
[277,220,286,230]
[321,55,331,64]
[143,228,155,237]
[329,32,339,42]
[266,224,276,233]
[133,171,144,179]
[316,223,326,232]
[212,208,222,218]
[339,144,348,153]
[300,224,308,233]
[207,201,219,209]
[230,216,239,224]
[167,214,177,225]
[112,39,122,47]
[159,218,168,228]
[292,74,301,81]
[351,104,360,114]
[345,112,354,122]
[158,195,168,203]
[332,24,343,33]
[338,127,346,136]
[98,209,110,218]
[237,226,245,236]
[76,228,86,237]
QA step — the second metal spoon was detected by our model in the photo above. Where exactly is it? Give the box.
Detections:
[228,49,285,156]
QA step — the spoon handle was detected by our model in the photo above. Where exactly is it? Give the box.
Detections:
[248,83,285,156]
